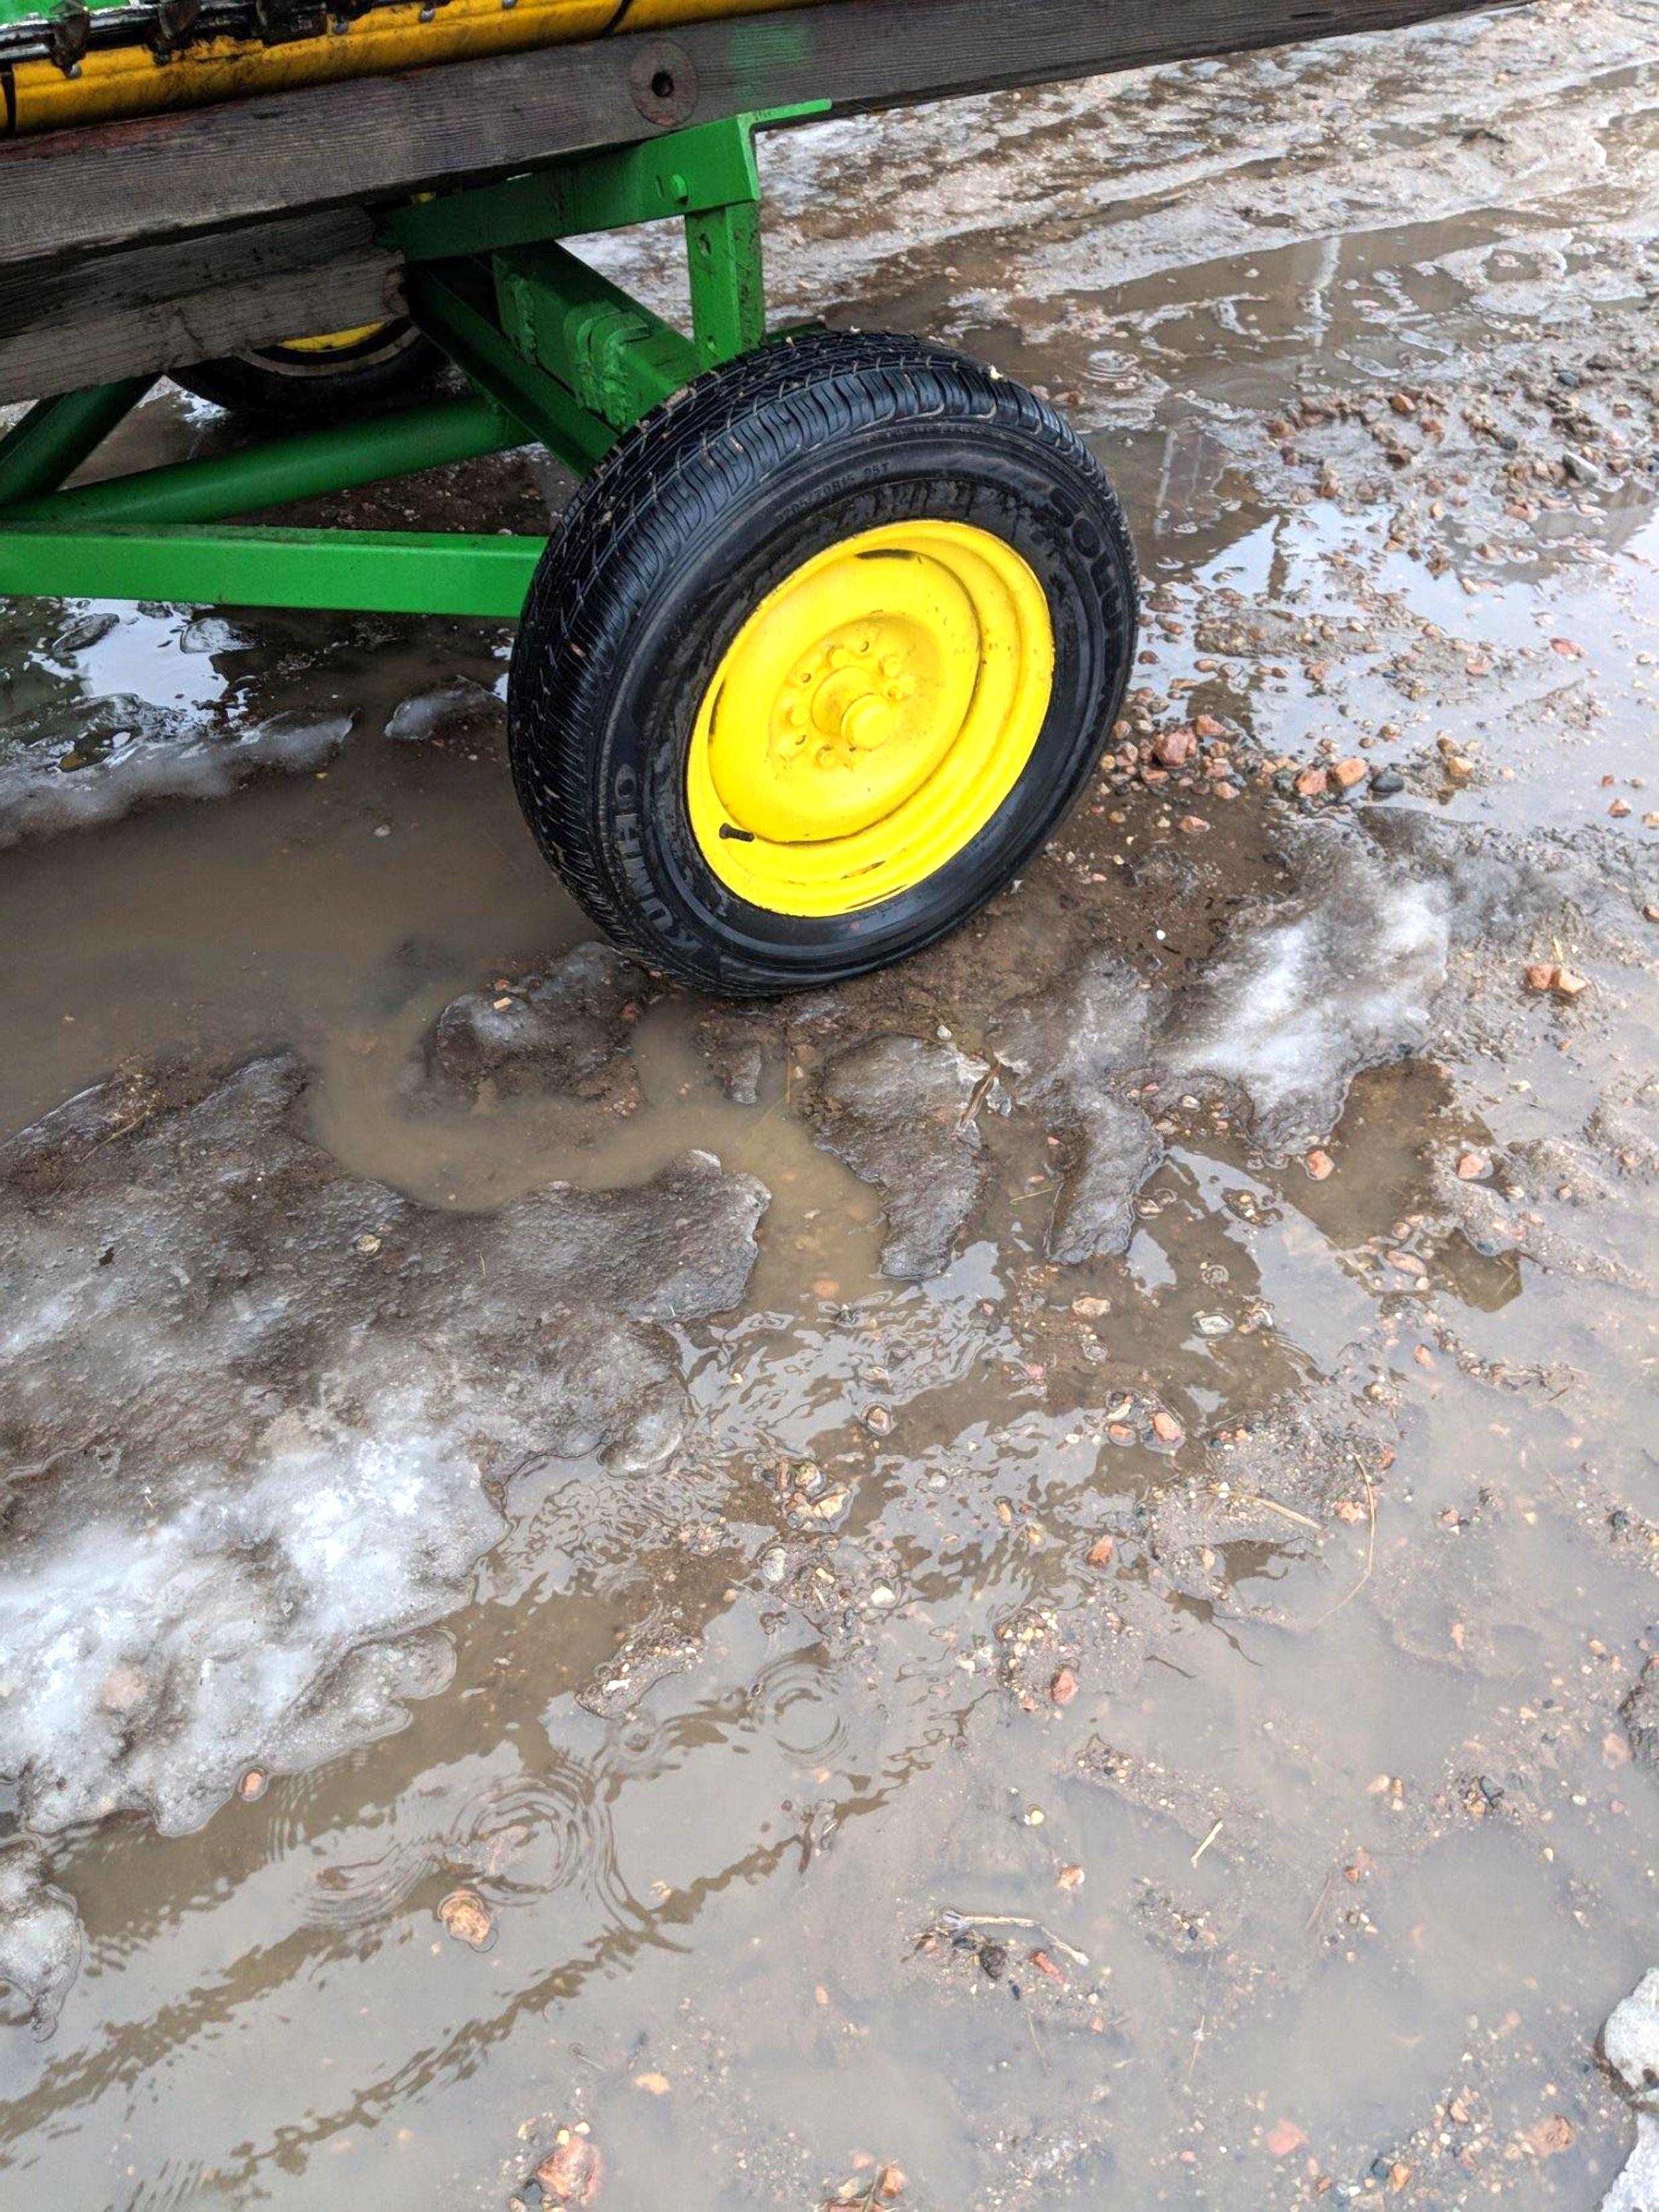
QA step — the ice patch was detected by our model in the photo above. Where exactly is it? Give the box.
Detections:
[993,948,1165,1262]
[0,1841,81,2038]
[420,942,648,1108]
[1158,833,1450,1150]
[809,1035,995,1278]
[1366,808,1654,959]
[1602,1970,1659,2211]
[0,706,350,847]
[793,816,1650,1274]
[0,1053,766,1848]
[383,676,500,742]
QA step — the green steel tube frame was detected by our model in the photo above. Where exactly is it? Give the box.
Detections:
[0,104,822,620]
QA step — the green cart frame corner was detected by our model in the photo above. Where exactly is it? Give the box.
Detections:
[0,103,821,619]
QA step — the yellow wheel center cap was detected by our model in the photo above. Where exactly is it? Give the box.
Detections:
[688,520,1056,919]
[708,570,982,845]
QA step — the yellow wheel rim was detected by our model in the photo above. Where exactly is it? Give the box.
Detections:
[275,324,389,357]
[686,520,1055,918]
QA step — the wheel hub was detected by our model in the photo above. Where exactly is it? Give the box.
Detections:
[689,520,1055,917]
[760,614,947,815]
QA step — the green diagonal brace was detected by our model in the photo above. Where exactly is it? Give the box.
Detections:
[4,394,523,528]
[401,267,620,474]
[0,377,157,506]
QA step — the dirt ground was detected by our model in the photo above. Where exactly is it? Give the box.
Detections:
[1,2,1657,2205]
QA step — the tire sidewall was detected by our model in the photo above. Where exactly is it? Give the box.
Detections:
[173,321,440,421]
[248,321,429,383]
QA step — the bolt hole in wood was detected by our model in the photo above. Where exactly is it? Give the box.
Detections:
[629,39,697,126]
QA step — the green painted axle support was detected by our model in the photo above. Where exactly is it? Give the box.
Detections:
[0,103,821,619]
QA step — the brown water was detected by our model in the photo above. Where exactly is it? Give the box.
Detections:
[1,5,1658,2207]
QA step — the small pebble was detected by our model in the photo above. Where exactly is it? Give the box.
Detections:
[437,1888,494,1950]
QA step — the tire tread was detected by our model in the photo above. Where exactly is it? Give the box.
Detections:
[509,330,1137,989]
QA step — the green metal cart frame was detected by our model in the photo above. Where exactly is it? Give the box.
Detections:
[0,106,815,615]
[0,0,1515,991]
[0,0,1512,621]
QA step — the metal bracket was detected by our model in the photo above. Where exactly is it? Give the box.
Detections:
[395,102,821,428]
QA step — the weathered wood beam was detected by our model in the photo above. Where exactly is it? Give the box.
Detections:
[0,211,400,405]
[0,0,1521,270]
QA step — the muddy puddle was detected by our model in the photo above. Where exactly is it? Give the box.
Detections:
[3,3,1658,2205]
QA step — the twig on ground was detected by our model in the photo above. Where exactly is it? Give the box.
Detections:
[957,1066,998,1132]
[1305,1865,1335,1933]
[940,1908,1089,1967]
[1250,1494,1322,1532]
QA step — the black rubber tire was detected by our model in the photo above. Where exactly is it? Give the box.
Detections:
[508,328,1139,995]
[171,320,444,424]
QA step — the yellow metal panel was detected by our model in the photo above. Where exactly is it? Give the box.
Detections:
[7,0,821,136]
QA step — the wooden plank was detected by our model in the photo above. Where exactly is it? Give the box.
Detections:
[0,211,401,404]
[0,0,1520,270]
[0,26,650,268]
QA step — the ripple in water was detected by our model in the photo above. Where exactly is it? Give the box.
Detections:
[124,2165,239,2211]
[749,1649,850,1767]
[303,1748,640,1936]
[607,1708,668,1777]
